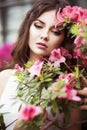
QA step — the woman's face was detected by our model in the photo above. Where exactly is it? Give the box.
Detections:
[28,10,65,61]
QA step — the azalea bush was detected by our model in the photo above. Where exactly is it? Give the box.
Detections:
[13,5,87,130]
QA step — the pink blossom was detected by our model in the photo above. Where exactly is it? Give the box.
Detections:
[59,73,74,84]
[28,60,44,78]
[65,86,81,101]
[62,6,78,21]
[56,6,87,25]
[77,8,87,24]
[49,49,65,67]
[82,60,87,67]
[49,73,81,101]
[56,82,81,101]
[61,47,72,59]
[62,6,85,22]
[15,64,23,73]
[73,48,83,58]
[74,36,85,47]
[56,8,65,25]
[58,74,81,101]
[18,104,43,122]
[71,6,85,22]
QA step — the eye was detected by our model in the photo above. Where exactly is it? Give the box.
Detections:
[34,23,43,29]
[52,26,63,36]
[52,30,62,35]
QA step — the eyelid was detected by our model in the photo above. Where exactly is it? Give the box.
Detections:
[34,20,44,26]
[34,23,43,29]
[52,27,61,32]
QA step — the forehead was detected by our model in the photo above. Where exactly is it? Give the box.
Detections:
[37,10,56,26]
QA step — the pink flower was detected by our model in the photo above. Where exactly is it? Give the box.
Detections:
[65,86,81,101]
[61,47,72,59]
[59,73,74,84]
[15,64,23,73]
[62,6,84,22]
[56,83,81,101]
[28,60,44,79]
[49,49,65,67]
[18,104,43,122]
[82,60,87,67]
[56,5,87,25]
[73,48,83,58]
[49,73,81,101]
[74,36,85,47]
[76,8,87,24]
[62,6,78,20]
[58,74,81,101]
[56,8,65,25]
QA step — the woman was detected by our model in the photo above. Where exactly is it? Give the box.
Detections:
[0,0,81,130]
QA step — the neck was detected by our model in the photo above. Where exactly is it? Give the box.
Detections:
[29,55,43,62]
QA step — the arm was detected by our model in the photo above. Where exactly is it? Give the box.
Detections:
[78,88,87,110]
[64,108,82,130]
[0,69,12,97]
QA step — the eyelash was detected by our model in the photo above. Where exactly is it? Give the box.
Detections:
[34,23,42,29]
[52,31,62,35]
[34,23,62,35]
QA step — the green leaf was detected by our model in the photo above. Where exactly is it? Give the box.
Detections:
[74,66,79,78]
[69,24,79,36]
[0,104,4,109]
[58,91,67,97]
[36,120,43,127]
[0,114,6,130]
[25,61,33,68]
[51,101,58,114]
[51,94,57,100]
[75,81,81,89]
[41,101,48,109]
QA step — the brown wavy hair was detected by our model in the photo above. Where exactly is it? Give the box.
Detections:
[6,0,70,68]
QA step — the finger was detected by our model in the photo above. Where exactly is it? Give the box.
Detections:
[40,121,53,130]
[84,98,87,103]
[79,105,87,110]
[77,90,87,97]
[42,110,47,121]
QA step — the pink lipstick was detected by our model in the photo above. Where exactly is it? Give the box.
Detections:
[36,42,48,49]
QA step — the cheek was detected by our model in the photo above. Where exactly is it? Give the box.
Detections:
[29,27,36,39]
[51,37,64,48]
[54,34,65,47]
[29,27,37,45]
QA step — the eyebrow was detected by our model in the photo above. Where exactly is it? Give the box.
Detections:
[36,19,45,24]
[36,18,57,29]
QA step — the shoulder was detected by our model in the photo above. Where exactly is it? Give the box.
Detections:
[0,69,13,97]
[0,69,13,75]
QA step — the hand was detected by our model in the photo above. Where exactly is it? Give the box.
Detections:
[78,87,87,110]
[40,109,53,130]
[13,120,27,130]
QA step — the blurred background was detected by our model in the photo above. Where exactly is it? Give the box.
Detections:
[0,0,87,68]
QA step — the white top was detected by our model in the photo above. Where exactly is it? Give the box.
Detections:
[0,70,21,130]
[0,70,64,130]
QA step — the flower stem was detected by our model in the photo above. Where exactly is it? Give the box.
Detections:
[6,119,17,128]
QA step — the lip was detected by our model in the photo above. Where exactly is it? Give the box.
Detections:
[36,42,48,49]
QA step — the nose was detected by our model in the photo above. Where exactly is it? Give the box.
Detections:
[40,29,49,41]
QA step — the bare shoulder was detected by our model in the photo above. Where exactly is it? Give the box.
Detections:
[0,69,13,97]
